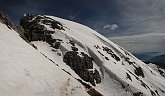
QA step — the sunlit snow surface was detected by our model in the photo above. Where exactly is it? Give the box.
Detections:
[0,14,165,96]
[0,23,89,96]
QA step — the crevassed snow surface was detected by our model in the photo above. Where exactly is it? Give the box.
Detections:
[0,22,89,96]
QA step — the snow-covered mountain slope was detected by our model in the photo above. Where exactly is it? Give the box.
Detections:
[147,63,165,78]
[16,13,165,96]
[0,22,91,96]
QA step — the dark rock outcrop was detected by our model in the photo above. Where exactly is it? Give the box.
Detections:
[0,11,26,41]
[125,57,135,65]
[105,57,109,60]
[102,46,120,61]
[158,69,165,77]
[77,79,103,96]
[0,11,16,29]
[134,67,145,78]
[71,46,78,51]
[63,51,101,86]
[53,42,61,49]
[20,13,64,42]
[69,40,75,46]
[133,92,143,96]
[19,13,66,50]
[126,73,132,81]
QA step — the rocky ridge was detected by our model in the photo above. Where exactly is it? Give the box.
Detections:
[0,11,26,41]
[20,13,102,86]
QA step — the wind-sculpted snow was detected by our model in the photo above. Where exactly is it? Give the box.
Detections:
[3,13,164,96]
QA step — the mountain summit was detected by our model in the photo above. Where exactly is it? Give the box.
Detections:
[0,12,165,96]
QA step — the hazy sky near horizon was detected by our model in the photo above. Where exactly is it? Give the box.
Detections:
[1,0,165,36]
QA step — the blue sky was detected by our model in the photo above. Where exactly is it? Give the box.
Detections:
[0,0,118,25]
[1,0,165,60]
[1,0,165,37]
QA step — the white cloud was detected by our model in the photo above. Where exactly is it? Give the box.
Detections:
[110,33,165,54]
[114,0,165,35]
[103,24,118,31]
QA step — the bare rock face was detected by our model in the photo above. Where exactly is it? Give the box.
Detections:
[102,46,120,61]
[0,11,15,29]
[134,66,145,78]
[20,13,64,42]
[0,11,26,41]
[63,51,101,86]
[20,13,65,49]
